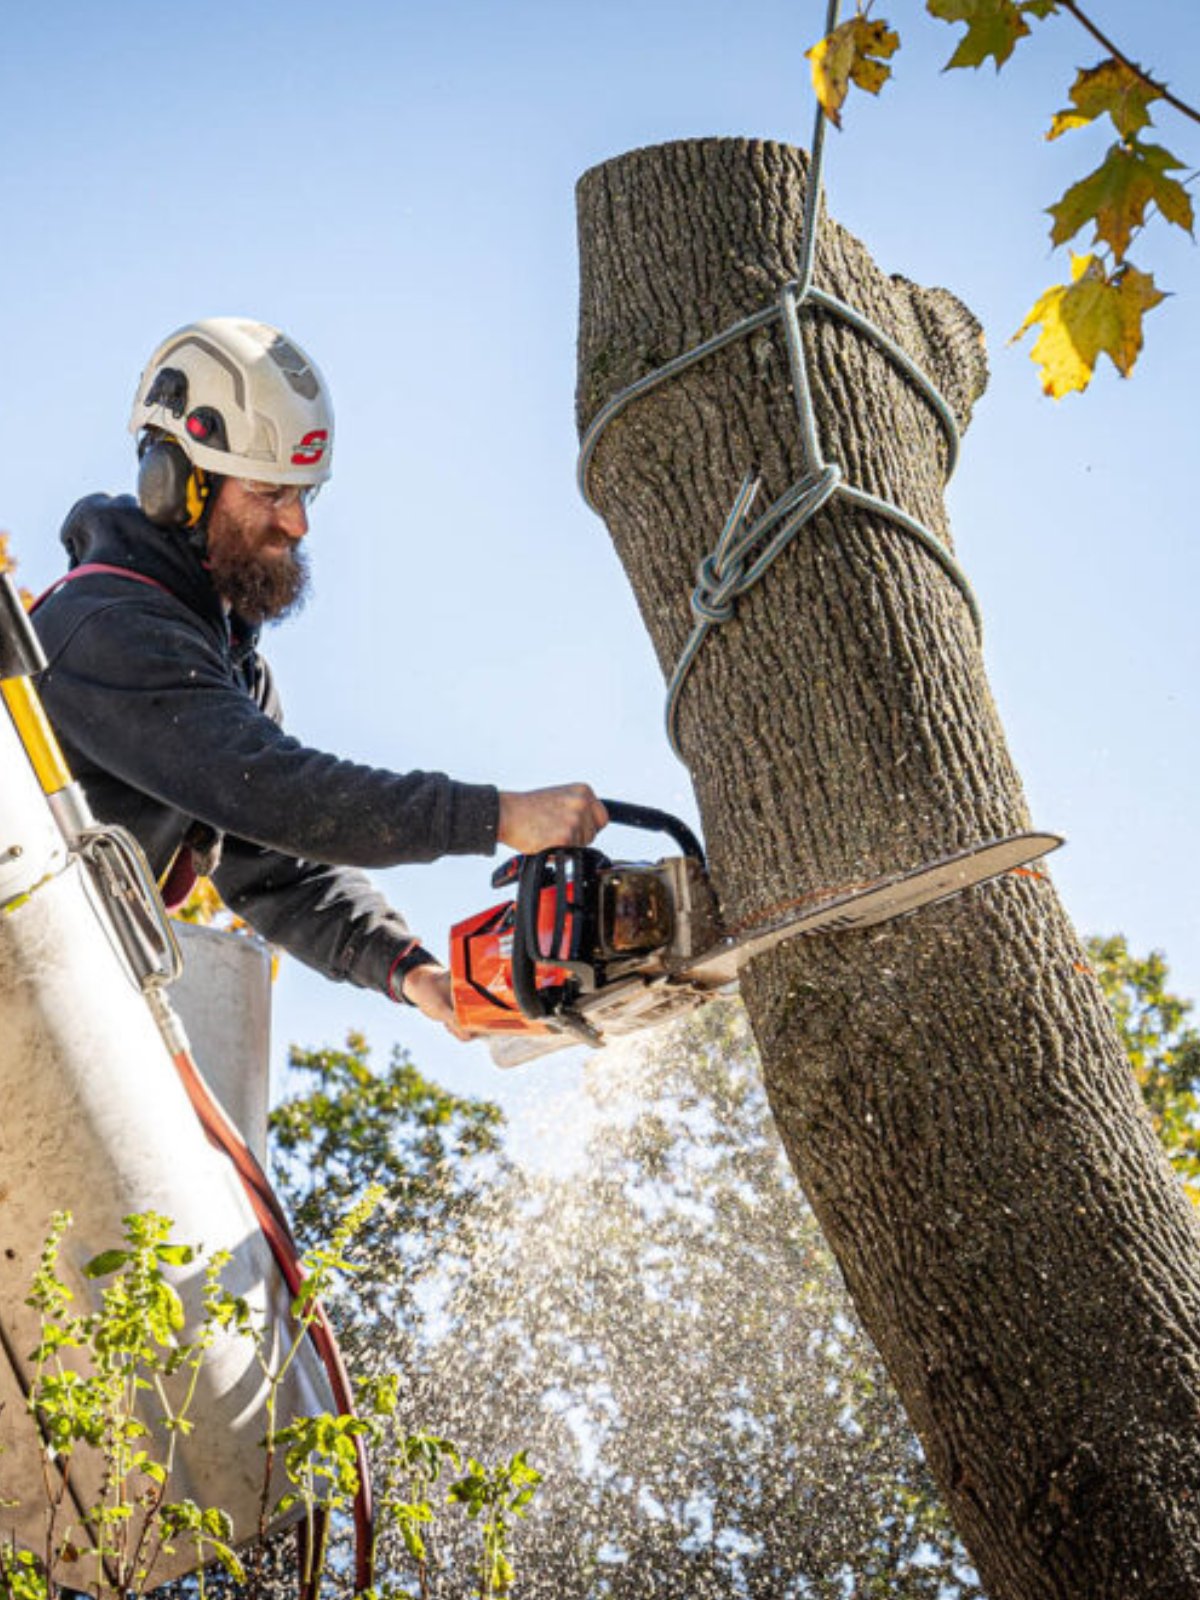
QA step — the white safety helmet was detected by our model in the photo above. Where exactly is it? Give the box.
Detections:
[128,317,334,487]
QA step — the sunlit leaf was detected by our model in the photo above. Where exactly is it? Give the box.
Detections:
[806,14,899,128]
[1012,252,1165,397]
[1048,140,1194,261]
[1047,59,1163,142]
[163,1282,186,1331]
[155,1244,196,1267]
[83,1250,129,1279]
[926,0,1030,71]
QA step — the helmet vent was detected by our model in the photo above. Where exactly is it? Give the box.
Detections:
[144,367,189,419]
[266,335,319,401]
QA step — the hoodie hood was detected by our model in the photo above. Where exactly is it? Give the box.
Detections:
[59,493,257,652]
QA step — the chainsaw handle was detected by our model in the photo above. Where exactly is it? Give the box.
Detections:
[510,854,546,1021]
[491,801,704,890]
[511,849,582,1022]
[599,799,705,865]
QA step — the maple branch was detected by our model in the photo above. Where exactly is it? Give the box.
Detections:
[1056,0,1200,129]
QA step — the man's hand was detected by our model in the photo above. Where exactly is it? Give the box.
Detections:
[401,963,472,1040]
[497,784,608,854]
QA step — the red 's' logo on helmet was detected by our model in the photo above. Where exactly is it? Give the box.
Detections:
[291,430,329,466]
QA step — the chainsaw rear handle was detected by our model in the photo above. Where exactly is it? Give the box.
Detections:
[490,797,704,890]
[599,799,705,864]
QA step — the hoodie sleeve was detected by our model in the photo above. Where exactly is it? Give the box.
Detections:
[37,592,500,867]
[211,835,435,996]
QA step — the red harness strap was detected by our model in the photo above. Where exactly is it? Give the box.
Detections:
[31,561,175,613]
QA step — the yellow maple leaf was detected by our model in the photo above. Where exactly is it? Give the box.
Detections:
[807,14,899,129]
[1012,252,1165,398]
[1047,58,1162,142]
[927,0,1030,71]
[1048,140,1193,262]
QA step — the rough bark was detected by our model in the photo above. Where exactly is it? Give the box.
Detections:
[576,138,1200,1600]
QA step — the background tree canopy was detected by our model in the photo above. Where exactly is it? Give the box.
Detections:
[268,933,1200,1597]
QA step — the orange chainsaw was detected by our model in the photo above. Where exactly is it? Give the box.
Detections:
[449,800,1062,1068]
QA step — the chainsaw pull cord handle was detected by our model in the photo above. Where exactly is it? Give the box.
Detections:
[598,799,706,865]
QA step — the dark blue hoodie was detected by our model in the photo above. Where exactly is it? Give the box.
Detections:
[33,494,499,996]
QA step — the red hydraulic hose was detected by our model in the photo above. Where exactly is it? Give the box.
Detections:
[168,1041,374,1593]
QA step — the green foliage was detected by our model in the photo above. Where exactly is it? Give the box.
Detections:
[447,1453,542,1600]
[1088,933,1200,1201]
[269,1036,545,1597]
[365,1420,461,1570]
[4,1182,542,1600]
[9,1210,250,1599]
[0,1547,47,1600]
[23,937,1190,1600]
[1048,59,1163,142]
[157,1505,245,1589]
[1047,139,1192,260]
[253,935,1200,1597]
[272,1032,504,1232]
[351,1413,543,1600]
[805,2,1196,395]
[298,1002,981,1598]
[271,1033,509,1346]
[271,1413,368,1519]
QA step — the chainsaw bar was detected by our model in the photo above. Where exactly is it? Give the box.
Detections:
[671,830,1063,986]
[483,830,1063,1068]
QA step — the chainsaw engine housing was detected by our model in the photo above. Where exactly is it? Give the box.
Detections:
[450,812,718,1057]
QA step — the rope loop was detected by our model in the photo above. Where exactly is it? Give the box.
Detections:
[576,0,981,763]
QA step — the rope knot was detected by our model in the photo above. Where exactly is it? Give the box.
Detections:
[691,551,741,624]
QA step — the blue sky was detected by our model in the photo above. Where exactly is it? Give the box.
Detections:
[2,1,1196,1118]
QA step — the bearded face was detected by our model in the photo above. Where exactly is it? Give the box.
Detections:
[204,479,312,624]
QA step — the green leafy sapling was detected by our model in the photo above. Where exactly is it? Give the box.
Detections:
[447,1453,543,1600]
[16,1210,251,1600]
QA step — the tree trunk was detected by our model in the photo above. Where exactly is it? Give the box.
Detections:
[576,138,1200,1600]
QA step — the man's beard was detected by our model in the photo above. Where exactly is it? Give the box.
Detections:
[206,529,311,624]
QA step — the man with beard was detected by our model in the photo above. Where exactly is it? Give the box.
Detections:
[33,317,607,1035]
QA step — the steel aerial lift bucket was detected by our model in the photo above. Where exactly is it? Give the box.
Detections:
[0,573,369,1586]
